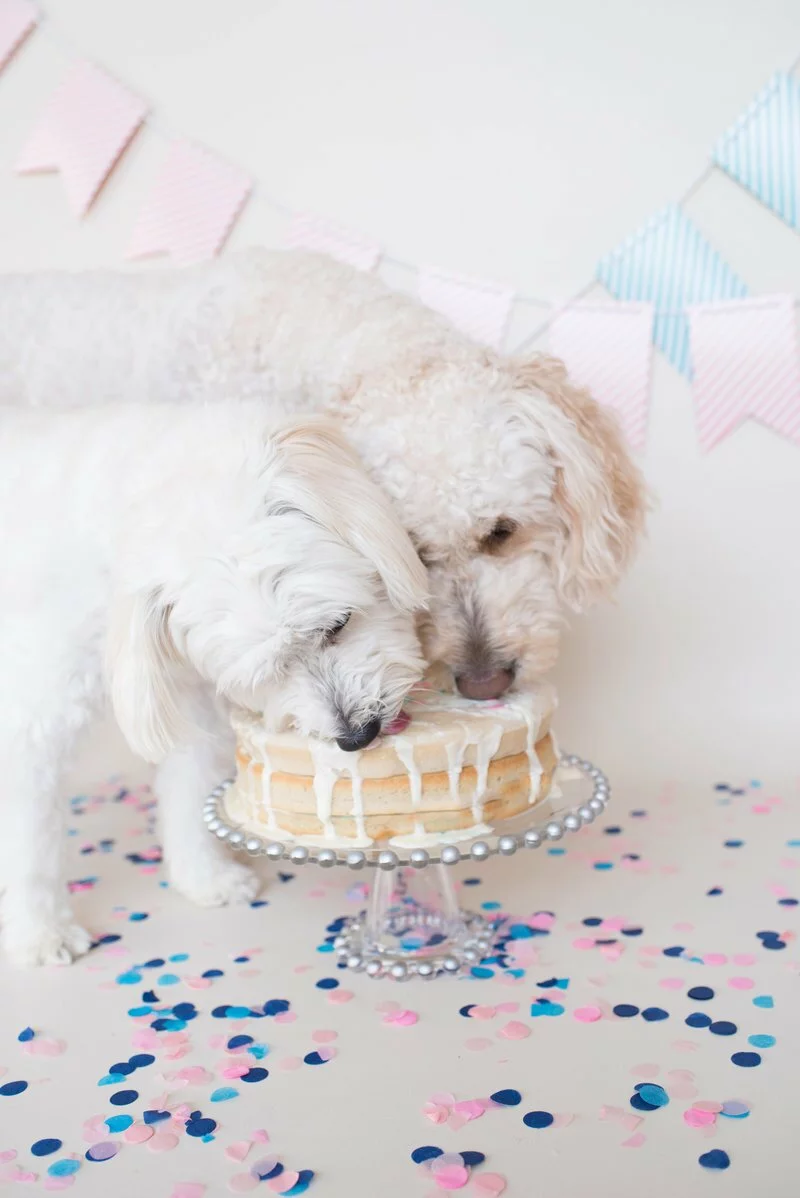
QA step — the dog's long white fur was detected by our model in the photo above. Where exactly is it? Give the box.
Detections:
[0,402,427,966]
[0,249,646,692]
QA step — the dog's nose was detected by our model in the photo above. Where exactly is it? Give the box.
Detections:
[455,666,515,700]
[336,716,382,752]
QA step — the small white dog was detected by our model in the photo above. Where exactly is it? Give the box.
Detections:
[0,402,427,965]
[0,250,646,698]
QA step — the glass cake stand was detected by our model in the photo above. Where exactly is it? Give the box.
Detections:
[203,755,609,979]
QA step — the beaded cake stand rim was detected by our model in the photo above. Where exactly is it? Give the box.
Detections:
[203,754,610,870]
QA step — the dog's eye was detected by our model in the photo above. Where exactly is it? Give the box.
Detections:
[481,518,518,551]
[321,611,351,643]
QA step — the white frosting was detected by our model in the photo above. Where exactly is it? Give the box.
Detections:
[238,683,556,848]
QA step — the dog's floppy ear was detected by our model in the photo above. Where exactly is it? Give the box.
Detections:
[510,355,647,612]
[268,419,429,614]
[106,588,188,763]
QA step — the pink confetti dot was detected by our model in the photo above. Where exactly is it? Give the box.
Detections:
[728,976,754,990]
[733,953,756,966]
[684,1108,716,1128]
[621,1132,646,1148]
[473,1174,506,1196]
[327,989,354,1004]
[497,1020,530,1040]
[693,1101,723,1113]
[311,1029,338,1043]
[44,1178,74,1191]
[148,1132,180,1152]
[225,1142,252,1163]
[703,953,727,966]
[452,1100,485,1121]
[659,977,684,989]
[465,1037,493,1051]
[468,1005,497,1021]
[278,1057,303,1071]
[124,1124,154,1144]
[268,1171,299,1194]
[228,1176,259,1194]
[433,1164,470,1190]
[572,937,595,950]
[495,1002,519,1014]
[573,1006,602,1022]
[171,1186,206,1198]
[423,1102,449,1124]
[630,1063,660,1079]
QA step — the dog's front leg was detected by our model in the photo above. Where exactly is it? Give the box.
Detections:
[0,722,93,967]
[155,688,260,907]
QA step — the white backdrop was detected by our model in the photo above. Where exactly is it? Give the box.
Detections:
[2,0,799,787]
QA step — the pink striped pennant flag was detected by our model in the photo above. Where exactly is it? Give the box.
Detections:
[688,295,800,451]
[548,302,654,451]
[284,212,381,272]
[0,0,37,72]
[417,267,515,349]
[128,139,252,265]
[15,59,147,215]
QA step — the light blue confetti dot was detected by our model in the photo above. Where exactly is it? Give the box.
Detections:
[157,974,180,986]
[97,1074,127,1086]
[470,966,494,979]
[169,953,189,962]
[481,901,502,911]
[547,847,566,856]
[226,1006,252,1019]
[753,995,774,1008]
[249,1044,269,1060]
[127,1006,153,1017]
[116,970,143,985]
[316,944,334,953]
[105,1115,133,1133]
[210,1087,239,1102]
[593,862,613,870]
[748,1034,776,1048]
[47,1160,81,1177]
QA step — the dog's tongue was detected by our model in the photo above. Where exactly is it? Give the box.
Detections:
[382,711,411,736]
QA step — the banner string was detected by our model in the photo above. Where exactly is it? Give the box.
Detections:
[10,6,800,349]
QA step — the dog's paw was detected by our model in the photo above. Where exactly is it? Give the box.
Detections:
[4,920,92,967]
[173,861,261,908]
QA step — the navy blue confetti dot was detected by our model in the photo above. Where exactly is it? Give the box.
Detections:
[641,1007,669,1022]
[459,1005,477,1018]
[211,1005,231,1018]
[202,969,224,978]
[523,1110,554,1129]
[109,1062,135,1076]
[31,1139,62,1157]
[303,1052,329,1066]
[253,1161,283,1181]
[227,1035,253,1050]
[778,897,798,906]
[240,1068,268,1083]
[463,878,481,886]
[143,958,165,968]
[142,990,159,1004]
[582,917,603,927]
[411,1146,443,1164]
[687,986,715,1001]
[630,1093,659,1112]
[707,887,723,896]
[171,1003,197,1021]
[186,1116,217,1137]
[461,1152,486,1166]
[621,927,643,937]
[613,1004,640,1018]
[234,955,250,962]
[128,1054,155,1068]
[263,999,290,1016]
[0,1081,28,1097]
[709,1021,737,1036]
[724,839,743,848]
[699,1150,731,1170]
[143,1110,171,1124]
[315,978,339,990]
[686,1013,712,1029]
[663,946,684,958]
[109,1089,138,1106]
[731,1052,761,1067]
[250,899,269,908]
[18,1027,34,1042]
[490,1089,522,1106]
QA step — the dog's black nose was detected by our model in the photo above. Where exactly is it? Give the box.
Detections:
[336,717,382,752]
[455,665,516,700]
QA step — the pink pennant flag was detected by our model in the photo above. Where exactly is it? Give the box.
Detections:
[548,302,653,451]
[15,59,147,215]
[418,267,514,349]
[0,0,37,72]
[128,139,252,265]
[688,295,800,450]
[284,212,381,272]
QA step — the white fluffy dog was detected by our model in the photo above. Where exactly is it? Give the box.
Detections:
[0,403,427,965]
[0,250,646,698]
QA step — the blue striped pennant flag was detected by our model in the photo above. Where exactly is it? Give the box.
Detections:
[713,73,800,230]
[596,205,748,375]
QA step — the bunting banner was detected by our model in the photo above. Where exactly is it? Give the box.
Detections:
[127,139,252,266]
[713,73,800,230]
[284,212,381,272]
[597,205,748,376]
[0,0,37,72]
[548,302,654,451]
[15,60,147,215]
[417,267,515,350]
[688,295,800,451]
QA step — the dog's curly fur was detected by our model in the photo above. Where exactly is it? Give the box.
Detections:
[0,403,426,965]
[0,248,646,693]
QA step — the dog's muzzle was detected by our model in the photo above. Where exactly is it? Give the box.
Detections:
[455,664,516,701]
[336,716,382,752]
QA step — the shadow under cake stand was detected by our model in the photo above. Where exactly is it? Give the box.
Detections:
[204,755,609,979]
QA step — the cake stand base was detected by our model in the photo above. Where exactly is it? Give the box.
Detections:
[334,862,492,980]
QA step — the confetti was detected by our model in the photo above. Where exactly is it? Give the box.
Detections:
[522,1111,554,1129]
[699,1149,731,1170]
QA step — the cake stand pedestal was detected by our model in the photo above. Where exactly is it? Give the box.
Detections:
[204,755,609,979]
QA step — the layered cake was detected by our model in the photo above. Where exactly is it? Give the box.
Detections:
[225,684,558,848]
